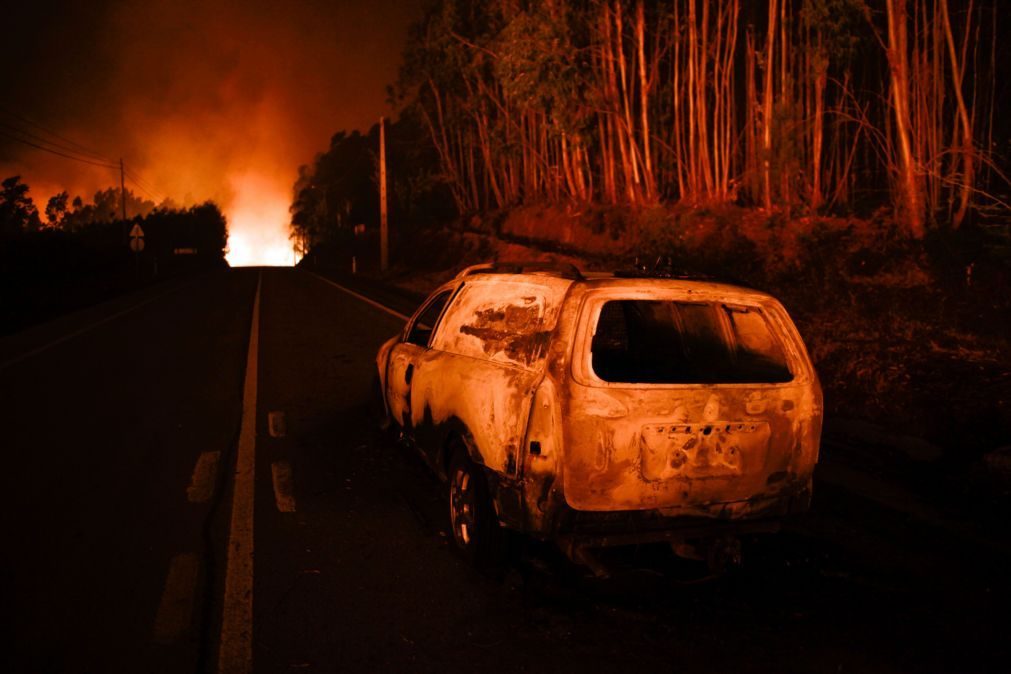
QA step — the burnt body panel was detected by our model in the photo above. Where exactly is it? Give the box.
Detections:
[375,271,823,550]
[555,283,821,517]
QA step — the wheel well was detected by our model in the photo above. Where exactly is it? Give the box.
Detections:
[441,433,462,480]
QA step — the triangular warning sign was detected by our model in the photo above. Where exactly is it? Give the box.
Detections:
[129,223,145,238]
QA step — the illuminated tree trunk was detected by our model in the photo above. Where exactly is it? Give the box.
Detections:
[762,0,777,211]
[939,0,974,229]
[614,1,642,203]
[671,0,686,199]
[421,80,468,214]
[811,51,827,212]
[695,0,713,196]
[602,3,635,203]
[635,0,655,201]
[744,28,759,202]
[885,0,925,237]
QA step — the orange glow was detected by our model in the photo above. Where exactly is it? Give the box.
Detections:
[225,171,301,267]
[0,1,416,266]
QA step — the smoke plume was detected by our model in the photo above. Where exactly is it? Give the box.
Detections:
[0,0,418,265]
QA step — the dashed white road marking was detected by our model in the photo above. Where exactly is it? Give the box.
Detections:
[153,552,200,644]
[267,411,286,438]
[218,271,261,674]
[305,271,410,322]
[271,461,297,513]
[186,451,221,503]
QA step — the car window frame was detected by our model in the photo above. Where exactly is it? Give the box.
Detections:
[402,283,463,349]
[572,289,809,389]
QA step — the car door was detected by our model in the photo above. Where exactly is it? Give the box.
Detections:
[386,287,456,434]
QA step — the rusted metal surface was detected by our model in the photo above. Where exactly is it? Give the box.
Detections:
[383,277,571,475]
[377,271,822,543]
[432,279,569,368]
[556,282,821,517]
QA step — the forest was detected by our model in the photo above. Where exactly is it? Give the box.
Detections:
[290,0,1009,470]
[293,0,1007,244]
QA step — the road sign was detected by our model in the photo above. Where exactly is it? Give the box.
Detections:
[129,223,145,253]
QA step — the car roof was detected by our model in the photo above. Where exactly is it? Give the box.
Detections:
[579,274,774,299]
[456,267,773,301]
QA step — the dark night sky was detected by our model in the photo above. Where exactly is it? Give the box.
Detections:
[0,0,422,263]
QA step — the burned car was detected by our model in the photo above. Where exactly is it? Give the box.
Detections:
[374,262,822,573]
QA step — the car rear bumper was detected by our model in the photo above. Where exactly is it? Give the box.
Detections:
[539,477,812,544]
[556,516,782,550]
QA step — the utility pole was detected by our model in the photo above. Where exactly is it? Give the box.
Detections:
[120,159,128,238]
[379,116,388,273]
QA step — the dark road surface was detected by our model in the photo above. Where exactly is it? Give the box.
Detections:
[1,268,1006,674]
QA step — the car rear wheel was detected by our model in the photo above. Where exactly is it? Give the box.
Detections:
[448,448,502,568]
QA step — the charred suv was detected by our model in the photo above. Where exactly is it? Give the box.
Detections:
[374,263,822,572]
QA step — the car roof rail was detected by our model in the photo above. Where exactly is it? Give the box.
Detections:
[614,256,752,287]
[455,261,584,281]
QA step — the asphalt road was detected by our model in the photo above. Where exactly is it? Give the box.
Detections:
[0,267,1006,674]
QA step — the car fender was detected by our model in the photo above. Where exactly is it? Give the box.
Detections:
[375,335,399,412]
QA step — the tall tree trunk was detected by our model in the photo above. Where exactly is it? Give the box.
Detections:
[697,0,713,196]
[603,4,635,203]
[811,53,827,211]
[939,0,974,229]
[614,1,642,201]
[885,0,926,237]
[745,27,759,202]
[635,0,655,200]
[671,0,686,200]
[762,0,777,210]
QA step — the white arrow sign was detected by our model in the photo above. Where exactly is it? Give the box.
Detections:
[129,223,145,252]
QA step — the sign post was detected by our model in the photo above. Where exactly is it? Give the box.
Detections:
[129,223,145,281]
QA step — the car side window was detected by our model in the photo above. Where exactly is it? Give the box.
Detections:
[405,290,453,347]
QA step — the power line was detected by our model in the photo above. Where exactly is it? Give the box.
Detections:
[127,180,160,203]
[124,169,166,203]
[124,168,161,196]
[0,121,119,167]
[0,108,112,162]
[0,129,120,169]
[124,171,165,203]
[0,110,170,206]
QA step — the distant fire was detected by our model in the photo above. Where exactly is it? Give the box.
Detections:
[225,171,300,267]
[0,1,414,269]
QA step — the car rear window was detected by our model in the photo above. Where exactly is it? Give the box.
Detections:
[590,300,792,384]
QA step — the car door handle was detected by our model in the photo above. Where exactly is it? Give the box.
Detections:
[405,363,414,384]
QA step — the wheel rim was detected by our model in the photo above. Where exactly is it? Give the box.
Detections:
[450,467,476,548]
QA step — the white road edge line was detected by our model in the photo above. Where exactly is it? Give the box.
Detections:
[153,552,200,644]
[305,271,410,322]
[270,461,297,513]
[218,271,261,674]
[0,282,187,371]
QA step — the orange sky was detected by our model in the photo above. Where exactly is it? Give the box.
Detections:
[0,0,420,265]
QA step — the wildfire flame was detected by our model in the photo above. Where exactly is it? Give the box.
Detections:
[224,171,300,267]
[0,0,414,267]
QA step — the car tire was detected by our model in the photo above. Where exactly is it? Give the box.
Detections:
[448,447,503,569]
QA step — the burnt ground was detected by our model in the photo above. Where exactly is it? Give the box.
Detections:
[1,266,1007,674]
